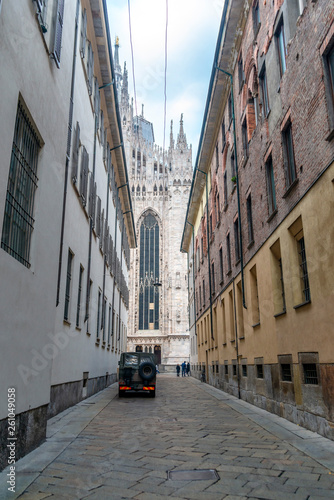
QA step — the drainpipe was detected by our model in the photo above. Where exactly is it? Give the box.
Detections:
[232,278,241,399]
[197,169,214,341]
[101,157,111,340]
[117,220,124,350]
[215,65,247,310]
[56,0,80,306]
[111,203,118,349]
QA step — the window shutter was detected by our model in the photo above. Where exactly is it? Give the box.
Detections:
[72,122,80,183]
[91,182,96,228]
[80,146,89,206]
[104,220,108,255]
[80,9,87,59]
[100,111,104,147]
[96,196,101,237]
[94,78,100,128]
[100,209,104,250]
[87,42,94,95]
[52,0,65,68]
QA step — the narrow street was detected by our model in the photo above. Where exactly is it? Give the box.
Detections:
[2,374,334,500]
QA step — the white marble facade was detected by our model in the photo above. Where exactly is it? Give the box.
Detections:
[115,41,191,369]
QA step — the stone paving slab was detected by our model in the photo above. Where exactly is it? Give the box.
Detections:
[1,375,334,499]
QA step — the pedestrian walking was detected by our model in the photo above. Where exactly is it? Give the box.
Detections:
[176,364,180,376]
[156,364,160,373]
[186,362,190,376]
[181,361,186,377]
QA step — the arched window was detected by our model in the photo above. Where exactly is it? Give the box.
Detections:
[139,213,159,330]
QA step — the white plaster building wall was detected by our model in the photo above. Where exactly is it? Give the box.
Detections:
[0,0,74,418]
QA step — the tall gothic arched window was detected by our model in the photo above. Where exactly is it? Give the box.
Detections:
[139,213,159,330]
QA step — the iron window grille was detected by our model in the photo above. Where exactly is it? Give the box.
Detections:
[303,363,318,385]
[226,233,231,273]
[242,365,247,377]
[225,364,228,375]
[233,364,237,376]
[1,102,40,268]
[256,364,264,379]
[211,262,215,295]
[279,258,286,312]
[202,279,205,306]
[96,290,101,338]
[298,237,311,302]
[223,171,228,206]
[219,247,224,282]
[281,363,292,382]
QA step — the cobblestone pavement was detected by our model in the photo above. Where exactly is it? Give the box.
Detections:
[1,374,334,500]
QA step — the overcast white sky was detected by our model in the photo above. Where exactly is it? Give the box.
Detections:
[106,0,224,163]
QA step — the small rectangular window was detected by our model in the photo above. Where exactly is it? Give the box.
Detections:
[256,364,264,379]
[224,170,228,206]
[80,9,87,58]
[222,121,226,151]
[228,93,233,124]
[253,0,260,34]
[233,364,237,376]
[242,364,247,377]
[242,117,248,158]
[211,262,215,295]
[225,364,228,375]
[52,0,65,68]
[238,56,244,92]
[215,144,219,171]
[202,279,205,306]
[96,289,101,339]
[281,364,292,382]
[303,363,318,385]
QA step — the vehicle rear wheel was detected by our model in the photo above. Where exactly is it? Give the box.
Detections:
[138,361,156,381]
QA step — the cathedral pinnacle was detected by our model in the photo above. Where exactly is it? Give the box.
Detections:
[176,113,187,150]
[169,120,174,150]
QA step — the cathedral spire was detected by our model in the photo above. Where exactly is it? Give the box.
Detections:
[114,36,122,95]
[176,113,187,150]
[169,120,174,150]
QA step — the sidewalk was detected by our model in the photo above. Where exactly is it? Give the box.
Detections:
[1,374,334,499]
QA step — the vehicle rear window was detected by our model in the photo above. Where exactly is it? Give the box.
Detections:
[124,354,139,367]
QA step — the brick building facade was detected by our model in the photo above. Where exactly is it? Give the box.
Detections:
[182,0,334,439]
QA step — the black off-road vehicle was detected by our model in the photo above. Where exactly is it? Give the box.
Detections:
[118,352,156,397]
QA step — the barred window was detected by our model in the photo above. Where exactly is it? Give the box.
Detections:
[298,237,311,303]
[64,249,73,321]
[281,363,292,382]
[303,363,318,385]
[1,101,41,268]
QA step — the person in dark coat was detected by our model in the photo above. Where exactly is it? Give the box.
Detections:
[176,364,180,376]
[186,362,190,376]
[181,361,186,377]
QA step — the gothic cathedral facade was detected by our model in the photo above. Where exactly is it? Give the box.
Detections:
[115,40,191,369]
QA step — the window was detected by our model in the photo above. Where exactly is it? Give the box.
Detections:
[76,265,84,328]
[108,304,112,345]
[327,46,334,103]
[276,20,287,77]
[282,120,296,188]
[270,239,286,315]
[242,117,248,158]
[228,93,233,125]
[250,265,260,325]
[1,101,41,268]
[226,233,231,273]
[242,364,247,377]
[80,8,87,58]
[238,56,244,92]
[259,64,270,117]
[223,171,228,206]
[246,194,254,245]
[219,247,224,283]
[64,249,73,321]
[211,262,215,295]
[303,364,318,385]
[216,192,220,225]
[225,364,228,375]
[222,121,226,151]
[86,41,94,95]
[265,155,276,214]
[233,364,237,376]
[96,289,101,339]
[234,218,240,263]
[253,0,260,34]
[256,364,264,379]
[202,279,205,306]
[199,285,202,310]
[80,146,89,207]
[322,42,334,136]
[72,122,80,184]
[298,237,311,303]
[209,213,213,239]
[231,151,236,182]
[52,0,65,67]
[281,364,292,382]
[139,213,159,330]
